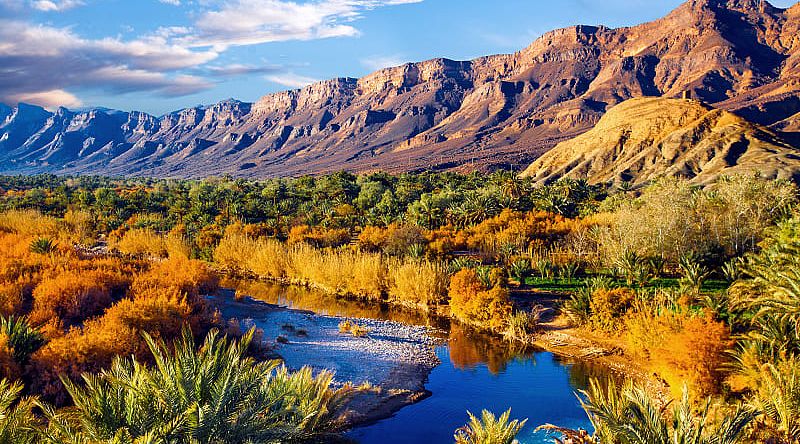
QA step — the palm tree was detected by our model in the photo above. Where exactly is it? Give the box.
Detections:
[0,379,41,444]
[454,409,527,444]
[741,358,800,443]
[0,316,44,364]
[537,379,755,444]
[44,328,356,444]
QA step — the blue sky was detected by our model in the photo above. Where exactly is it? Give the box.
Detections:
[0,0,796,115]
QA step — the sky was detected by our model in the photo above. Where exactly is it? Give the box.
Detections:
[0,0,796,115]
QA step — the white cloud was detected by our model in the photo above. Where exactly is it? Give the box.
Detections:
[266,72,317,88]
[7,89,82,109]
[0,19,219,106]
[0,0,424,108]
[361,54,406,71]
[186,0,423,49]
[30,0,84,12]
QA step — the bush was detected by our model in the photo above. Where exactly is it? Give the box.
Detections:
[30,288,210,404]
[30,270,127,327]
[589,287,635,332]
[114,228,190,259]
[651,313,731,397]
[449,269,512,331]
[131,257,218,301]
[388,258,449,307]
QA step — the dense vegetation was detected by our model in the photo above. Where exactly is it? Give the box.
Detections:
[0,172,799,442]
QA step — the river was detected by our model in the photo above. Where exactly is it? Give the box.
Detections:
[221,279,600,443]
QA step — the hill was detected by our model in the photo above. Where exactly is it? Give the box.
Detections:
[1,0,800,177]
[519,97,800,185]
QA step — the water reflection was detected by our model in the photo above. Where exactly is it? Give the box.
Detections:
[226,279,604,443]
[447,322,535,375]
[223,278,442,329]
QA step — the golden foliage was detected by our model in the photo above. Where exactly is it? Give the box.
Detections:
[30,270,127,327]
[388,258,449,307]
[0,210,59,237]
[131,257,218,301]
[288,225,350,248]
[114,228,191,259]
[625,309,731,397]
[589,288,635,332]
[449,269,512,331]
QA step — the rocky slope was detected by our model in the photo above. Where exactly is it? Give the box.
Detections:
[1,0,800,178]
[520,97,800,185]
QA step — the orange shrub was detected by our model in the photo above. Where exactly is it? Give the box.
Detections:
[131,257,219,301]
[30,270,128,327]
[650,313,732,397]
[0,278,34,317]
[288,225,350,248]
[426,226,465,256]
[448,269,512,331]
[358,225,389,251]
[30,288,210,404]
[465,210,579,254]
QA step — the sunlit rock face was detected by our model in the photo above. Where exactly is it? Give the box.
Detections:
[1,0,799,178]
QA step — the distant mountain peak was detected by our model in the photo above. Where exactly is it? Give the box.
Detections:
[0,0,798,179]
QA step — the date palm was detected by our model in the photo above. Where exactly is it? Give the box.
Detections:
[454,409,527,444]
[538,379,755,444]
[43,328,355,444]
[0,379,41,444]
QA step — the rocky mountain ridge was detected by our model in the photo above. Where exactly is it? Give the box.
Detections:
[1,0,799,178]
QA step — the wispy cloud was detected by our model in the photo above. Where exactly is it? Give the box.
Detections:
[361,54,407,71]
[0,19,218,106]
[266,72,318,88]
[0,0,423,109]
[30,0,84,12]
[206,63,286,77]
[186,0,423,50]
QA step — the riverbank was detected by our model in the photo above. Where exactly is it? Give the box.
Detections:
[512,288,670,400]
[207,289,443,427]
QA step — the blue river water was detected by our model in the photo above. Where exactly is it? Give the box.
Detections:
[225,279,598,443]
[346,346,594,443]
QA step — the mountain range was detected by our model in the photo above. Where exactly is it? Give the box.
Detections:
[1,0,800,180]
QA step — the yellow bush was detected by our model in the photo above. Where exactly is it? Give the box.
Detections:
[289,245,386,299]
[388,258,449,306]
[448,269,512,331]
[589,287,635,332]
[62,209,95,244]
[30,269,127,327]
[214,231,259,270]
[650,313,731,397]
[0,210,59,237]
[246,239,289,279]
[358,225,389,251]
[131,258,218,302]
[114,228,167,258]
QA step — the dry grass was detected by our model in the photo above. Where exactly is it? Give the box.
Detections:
[388,258,449,307]
[214,232,450,306]
[114,229,190,259]
[0,210,59,237]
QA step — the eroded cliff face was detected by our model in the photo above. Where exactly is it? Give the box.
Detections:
[520,97,800,185]
[1,0,799,178]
